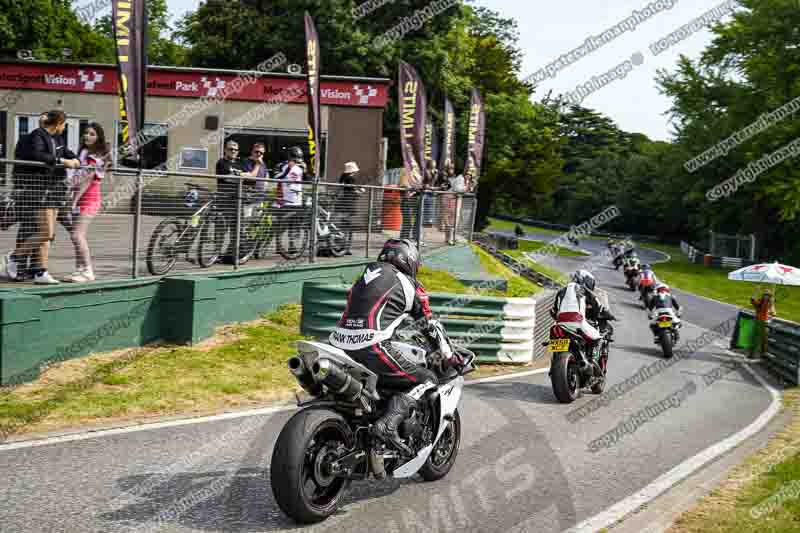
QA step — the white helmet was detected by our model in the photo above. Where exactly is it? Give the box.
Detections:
[571,269,596,292]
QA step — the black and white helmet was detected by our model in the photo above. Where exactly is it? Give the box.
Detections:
[287,146,304,162]
[571,269,596,292]
[378,239,421,279]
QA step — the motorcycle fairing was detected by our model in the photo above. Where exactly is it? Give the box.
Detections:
[392,375,464,479]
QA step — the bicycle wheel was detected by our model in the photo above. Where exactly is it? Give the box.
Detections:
[254,210,275,260]
[237,219,261,265]
[276,212,310,260]
[197,213,229,267]
[146,217,186,275]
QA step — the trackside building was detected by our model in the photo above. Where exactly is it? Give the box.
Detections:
[0,60,391,182]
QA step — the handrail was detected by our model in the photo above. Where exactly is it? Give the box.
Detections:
[0,157,476,196]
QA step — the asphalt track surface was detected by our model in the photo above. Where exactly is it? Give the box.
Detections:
[0,232,778,533]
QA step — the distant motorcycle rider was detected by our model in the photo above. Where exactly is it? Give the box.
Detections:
[638,263,657,302]
[550,270,616,372]
[647,283,682,342]
[328,239,462,456]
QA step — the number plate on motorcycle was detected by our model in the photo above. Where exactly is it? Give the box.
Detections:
[549,338,570,352]
[658,320,672,328]
[190,215,200,227]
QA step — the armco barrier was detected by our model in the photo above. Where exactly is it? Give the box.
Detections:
[765,317,800,385]
[680,240,757,269]
[300,282,537,363]
[533,289,559,362]
[490,214,661,243]
[731,309,800,385]
[473,237,563,290]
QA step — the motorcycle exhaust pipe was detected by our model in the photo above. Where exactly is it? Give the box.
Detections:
[289,356,322,396]
[312,358,364,402]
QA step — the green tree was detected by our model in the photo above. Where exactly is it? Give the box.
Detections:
[94,0,188,66]
[0,0,111,62]
[656,0,800,259]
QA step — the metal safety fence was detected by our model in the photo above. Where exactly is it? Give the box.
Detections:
[0,159,477,285]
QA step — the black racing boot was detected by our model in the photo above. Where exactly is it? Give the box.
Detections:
[371,393,416,457]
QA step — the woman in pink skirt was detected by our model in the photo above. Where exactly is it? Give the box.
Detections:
[67,123,110,282]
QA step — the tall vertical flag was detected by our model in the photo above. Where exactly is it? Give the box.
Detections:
[463,88,486,192]
[439,97,456,177]
[112,0,147,168]
[398,62,427,189]
[423,115,437,185]
[304,12,322,180]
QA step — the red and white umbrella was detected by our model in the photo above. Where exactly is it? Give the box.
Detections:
[728,261,800,286]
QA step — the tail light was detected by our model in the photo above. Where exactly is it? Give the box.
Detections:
[550,324,565,338]
[659,315,671,322]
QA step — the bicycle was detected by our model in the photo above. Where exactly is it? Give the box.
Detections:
[236,192,293,264]
[277,192,349,260]
[145,182,230,275]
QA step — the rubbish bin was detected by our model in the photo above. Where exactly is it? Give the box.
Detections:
[704,254,713,266]
[382,187,402,231]
[736,314,756,349]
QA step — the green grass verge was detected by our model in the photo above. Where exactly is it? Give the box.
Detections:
[0,305,308,437]
[516,238,589,257]
[0,263,517,438]
[504,249,569,285]
[354,265,506,297]
[471,245,543,297]
[486,217,608,241]
[669,389,800,533]
[643,243,800,324]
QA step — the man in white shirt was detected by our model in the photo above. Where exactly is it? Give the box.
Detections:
[273,146,305,208]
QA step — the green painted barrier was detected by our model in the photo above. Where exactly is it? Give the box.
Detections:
[1,260,372,386]
[300,282,537,363]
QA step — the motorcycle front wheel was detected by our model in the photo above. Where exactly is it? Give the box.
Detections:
[420,408,461,481]
[270,408,353,524]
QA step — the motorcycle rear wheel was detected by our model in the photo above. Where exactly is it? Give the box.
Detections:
[270,408,353,524]
[551,352,581,403]
[659,329,674,359]
[420,409,461,481]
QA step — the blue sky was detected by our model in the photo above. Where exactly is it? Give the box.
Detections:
[160,0,732,141]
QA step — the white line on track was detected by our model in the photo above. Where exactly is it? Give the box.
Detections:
[0,368,551,452]
[562,361,781,533]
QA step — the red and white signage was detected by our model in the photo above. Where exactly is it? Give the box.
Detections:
[0,63,389,108]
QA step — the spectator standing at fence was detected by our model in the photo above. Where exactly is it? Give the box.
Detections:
[241,142,269,193]
[338,161,365,256]
[438,161,460,245]
[398,168,414,241]
[750,287,776,358]
[215,140,245,197]
[272,146,305,208]
[5,110,80,284]
[65,122,110,283]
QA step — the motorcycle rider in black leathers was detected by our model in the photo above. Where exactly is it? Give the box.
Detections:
[328,239,462,456]
[550,270,616,372]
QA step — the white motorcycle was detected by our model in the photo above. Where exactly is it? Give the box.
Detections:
[649,307,682,358]
[270,330,476,524]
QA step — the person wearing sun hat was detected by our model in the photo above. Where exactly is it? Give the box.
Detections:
[338,161,365,255]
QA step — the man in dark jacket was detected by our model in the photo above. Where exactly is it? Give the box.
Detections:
[6,110,80,284]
